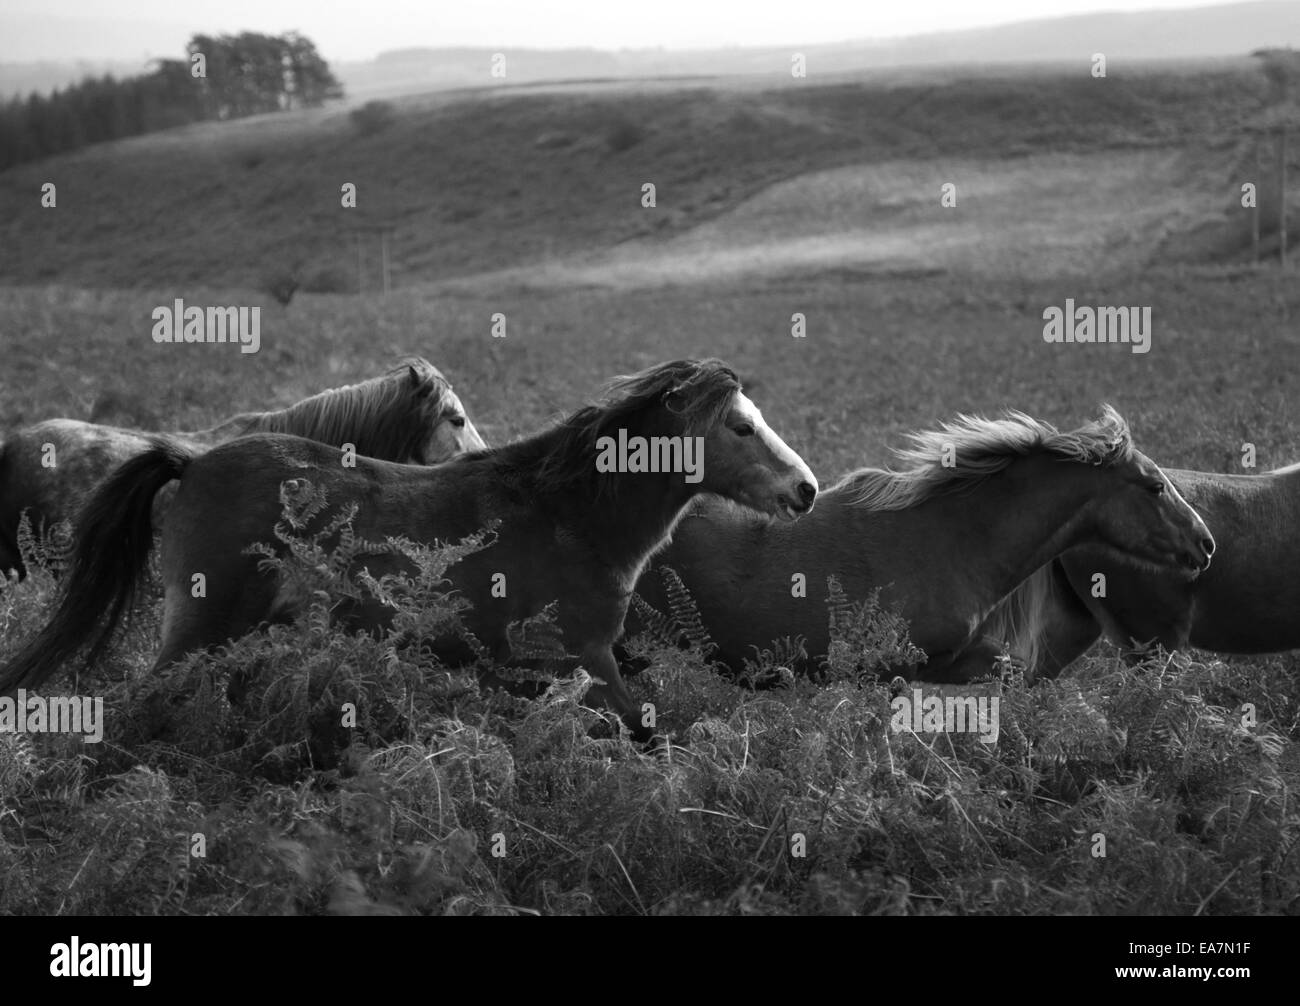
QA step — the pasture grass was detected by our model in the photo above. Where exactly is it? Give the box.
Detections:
[0,493,1295,916]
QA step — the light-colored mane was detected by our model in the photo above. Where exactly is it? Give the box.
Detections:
[197,358,455,462]
[835,405,1133,511]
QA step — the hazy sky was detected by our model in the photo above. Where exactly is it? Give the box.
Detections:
[0,0,1268,63]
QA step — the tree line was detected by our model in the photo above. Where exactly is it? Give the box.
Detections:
[0,31,343,171]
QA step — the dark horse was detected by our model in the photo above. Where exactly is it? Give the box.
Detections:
[0,359,818,735]
[635,406,1215,682]
[0,359,485,576]
[991,462,1300,677]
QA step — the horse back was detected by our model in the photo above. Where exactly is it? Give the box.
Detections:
[161,432,472,566]
[0,420,155,565]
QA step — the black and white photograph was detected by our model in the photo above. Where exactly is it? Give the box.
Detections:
[0,0,1296,946]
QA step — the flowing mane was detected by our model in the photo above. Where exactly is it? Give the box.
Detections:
[835,405,1133,511]
[200,358,454,463]
[471,358,741,497]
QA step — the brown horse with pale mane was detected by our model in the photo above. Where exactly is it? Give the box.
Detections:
[635,406,1215,682]
[0,359,817,737]
[0,358,485,577]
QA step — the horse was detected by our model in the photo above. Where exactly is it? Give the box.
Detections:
[0,359,485,576]
[633,406,1216,684]
[991,462,1300,677]
[0,359,818,738]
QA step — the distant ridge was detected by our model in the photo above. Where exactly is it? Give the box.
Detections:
[2,1,1296,99]
[337,2,1300,98]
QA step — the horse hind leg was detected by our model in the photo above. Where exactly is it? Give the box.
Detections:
[136,577,276,736]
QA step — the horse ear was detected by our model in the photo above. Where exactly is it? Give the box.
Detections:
[408,364,433,397]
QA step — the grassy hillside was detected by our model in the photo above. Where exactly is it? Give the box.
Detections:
[0,64,1275,292]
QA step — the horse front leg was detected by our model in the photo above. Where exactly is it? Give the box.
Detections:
[580,644,652,742]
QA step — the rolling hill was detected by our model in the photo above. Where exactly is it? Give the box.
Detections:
[0,62,1280,296]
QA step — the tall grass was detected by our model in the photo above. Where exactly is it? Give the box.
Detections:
[0,485,1295,915]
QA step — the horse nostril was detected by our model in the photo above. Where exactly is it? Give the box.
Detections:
[1202,536,1215,556]
[798,481,817,506]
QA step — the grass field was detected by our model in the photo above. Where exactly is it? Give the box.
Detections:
[1,62,1298,915]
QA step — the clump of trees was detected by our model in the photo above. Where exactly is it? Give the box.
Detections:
[0,31,343,171]
[187,32,343,118]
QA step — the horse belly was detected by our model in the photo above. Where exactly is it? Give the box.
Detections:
[710,577,824,670]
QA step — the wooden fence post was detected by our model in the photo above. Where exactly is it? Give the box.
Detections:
[1253,134,1261,263]
[1281,122,1289,269]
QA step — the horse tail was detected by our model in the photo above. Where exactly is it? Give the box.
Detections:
[984,561,1055,678]
[0,437,193,693]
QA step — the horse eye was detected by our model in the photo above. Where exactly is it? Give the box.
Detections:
[450,416,466,429]
[1148,481,1164,495]
[733,423,755,437]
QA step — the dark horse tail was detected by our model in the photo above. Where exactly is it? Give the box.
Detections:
[0,437,193,693]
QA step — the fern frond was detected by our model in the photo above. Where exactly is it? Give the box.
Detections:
[15,512,74,576]
[629,591,675,641]
[821,575,924,682]
[505,601,570,663]
[659,565,715,655]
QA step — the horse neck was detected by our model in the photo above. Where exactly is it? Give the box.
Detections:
[938,457,1102,607]
[188,396,358,448]
[527,411,705,580]
[181,392,428,463]
[589,472,699,575]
